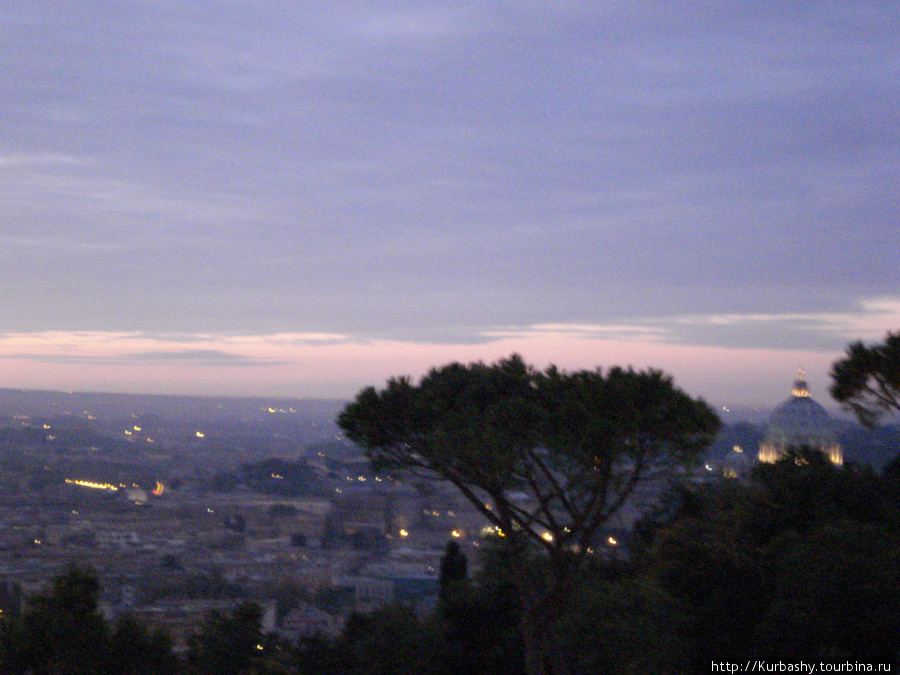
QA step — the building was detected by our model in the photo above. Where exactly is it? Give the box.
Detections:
[758,369,843,465]
[278,602,338,639]
[722,445,751,478]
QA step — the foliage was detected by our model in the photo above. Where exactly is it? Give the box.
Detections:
[438,541,468,602]
[185,602,268,674]
[748,448,891,540]
[0,581,21,620]
[340,356,718,547]
[297,446,900,675]
[636,454,900,668]
[106,615,180,675]
[764,522,900,662]
[270,579,312,623]
[0,565,178,674]
[439,547,524,675]
[338,354,719,675]
[241,458,322,496]
[831,331,900,425]
[298,604,450,675]
[554,574,690,674]
[0,565,109,674]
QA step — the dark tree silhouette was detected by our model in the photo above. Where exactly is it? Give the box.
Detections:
[338,354,719,675]
[2,565,108,674]
[106,615,179,675]
[831,331,900,425]
[185,602,266,674]
[0,566,178,674]
[439,540,468,602]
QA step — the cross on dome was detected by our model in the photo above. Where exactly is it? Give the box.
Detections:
[791,367,810,397]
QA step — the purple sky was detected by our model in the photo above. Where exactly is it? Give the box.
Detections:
[1,2,898,409]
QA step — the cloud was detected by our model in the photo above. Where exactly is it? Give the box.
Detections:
[0,331,351,366]
[673,297,900,343]
[129,349,277,366]
[223,333,350,346]
[6,349,270,367]
[0,2,897,390]
[0,318,881,407]
[0,296,895,377]
[0,154,88,168]
[0,235,125,252]
[481,323,671,342]
[344,6,476,41]
[477,296,900,353]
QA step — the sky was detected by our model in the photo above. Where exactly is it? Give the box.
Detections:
[1,1,899,410]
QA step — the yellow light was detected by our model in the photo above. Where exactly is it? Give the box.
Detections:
[541,532,554,542]
[65,478,118,491]
[451,530,461,538]
[607,537,617,546]
[196,431,205,438]
[399,529,409,537]
[480,526,496,536]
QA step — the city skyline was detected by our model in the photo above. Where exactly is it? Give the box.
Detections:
[2,3,898,407]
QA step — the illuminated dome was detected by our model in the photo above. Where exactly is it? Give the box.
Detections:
[758,369,843,465]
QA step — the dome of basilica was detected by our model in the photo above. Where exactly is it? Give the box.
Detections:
[758,370,843,465]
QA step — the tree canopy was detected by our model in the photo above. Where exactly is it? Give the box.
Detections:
[831,331,900,426]
[339,355,718,554]
[337,354,719,675]
[0,565,178,675]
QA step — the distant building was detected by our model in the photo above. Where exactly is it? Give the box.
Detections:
[342,576,394,611]
[279,602,338,639]
[723,445,751,478]
[758,369,843,465]
[96,529,140,548]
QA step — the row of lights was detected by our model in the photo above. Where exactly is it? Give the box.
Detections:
[397,524,618,548]
[64,478,164,496]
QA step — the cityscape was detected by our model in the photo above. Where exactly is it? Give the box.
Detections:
[3,1,900,672]
[0,360,898,672]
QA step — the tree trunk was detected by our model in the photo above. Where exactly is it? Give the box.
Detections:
[520,604,549,675]
[512,561,552,675]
